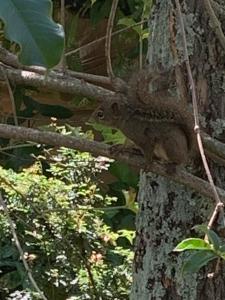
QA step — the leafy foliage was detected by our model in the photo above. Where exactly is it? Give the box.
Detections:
[0,0,64,68]
[174,225,225,274]
[0,137,134,299]
[0,0,154,298]
[90,123,126,145]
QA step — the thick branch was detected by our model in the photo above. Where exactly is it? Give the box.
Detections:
[2,52,225,166]
[0,65,114,101]
[0,124,225,202]
[0,46,112,87]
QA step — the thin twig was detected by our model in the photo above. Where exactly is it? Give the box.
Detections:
[175,0,225,228]
[65,20,147,57]
[61,0,65,28]
[105,0,119,80]
[203,0,225,52]
[0,143,36,151]
[59,0,66,70]
[0,192,47,300]
[0,65,18,126]
[41,205,127,214]
[139,8,145,69]
[64,70,111,85]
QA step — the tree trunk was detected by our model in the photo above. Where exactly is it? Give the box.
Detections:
[130,0,225,299]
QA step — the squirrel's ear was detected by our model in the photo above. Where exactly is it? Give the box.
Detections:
[111,102,120,116]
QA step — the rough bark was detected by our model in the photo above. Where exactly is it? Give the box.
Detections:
[130,0,225,299]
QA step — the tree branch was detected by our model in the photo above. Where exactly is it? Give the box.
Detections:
[2,49,225,168]
[0,64,114,101]
[0,46,113,87]
[0,123,225,202]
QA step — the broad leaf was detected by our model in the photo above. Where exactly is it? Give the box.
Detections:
[218,244,225,253]
[90,123,126,144]
[0,245,18,259]
[109,162,139,187]
[0,0,64,68]
[117,229,135,244]
[23,95,73,119]
[118,17,143,36]
[174,238,212,252]
[194,225,221,251]
[0,270,23,289]
[122,189,138,214]
[182,251,217,274]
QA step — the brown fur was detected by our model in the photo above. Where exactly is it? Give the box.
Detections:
[92,70,196,166]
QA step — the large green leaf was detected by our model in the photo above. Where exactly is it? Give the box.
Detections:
[90,122,126,144]
[193,225,222,251]
[182,251,217,274]
[109,161,139,187]
[174,238,212,252]
[0,0,64,68]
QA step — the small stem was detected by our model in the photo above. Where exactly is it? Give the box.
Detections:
[0,193,47,300]
[0,65,18,126]
[175,0,225,228]
[105,0,119,80]
[66,20,147,57]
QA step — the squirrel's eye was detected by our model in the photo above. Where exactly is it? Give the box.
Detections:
[97,110,104,119]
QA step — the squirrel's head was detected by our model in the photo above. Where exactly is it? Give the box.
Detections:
[91,101,123,126]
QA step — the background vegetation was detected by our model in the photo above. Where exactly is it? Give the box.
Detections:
[0,0,150,298]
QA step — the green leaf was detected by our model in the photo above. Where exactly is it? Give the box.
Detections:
[194,225,221,251]
[219,244,225,253]
[90,0,111,24]
[118,17,142,36]
[122,189,138,214]
[142,0,153,19]
[193,224,208,234]
[141,29,150,40]
[90,123,126,144]
[117,229,135,244]
[23,96,73,119]
[0,0,64,68]
[0,245,17,259]
[118,17,136,27]
[182,251,217,274]
[206,230,221,251]
[174,238,212,252]
[109,162,139,187]
[0,270,23,289]
[215,244,225,260]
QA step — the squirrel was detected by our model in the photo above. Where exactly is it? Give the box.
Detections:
[92,70,196,166]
